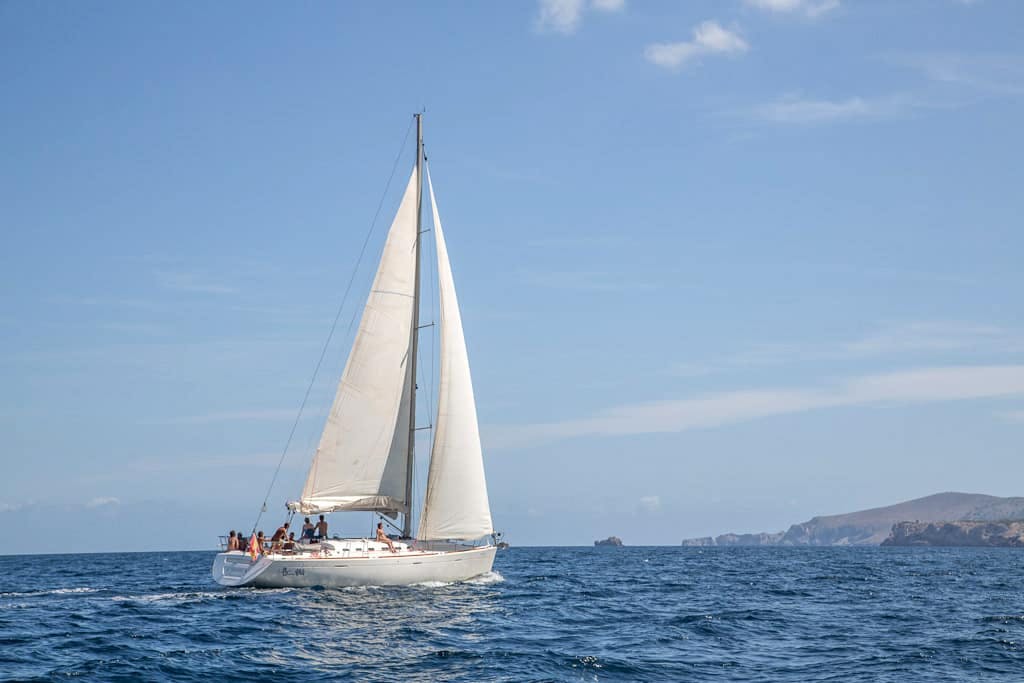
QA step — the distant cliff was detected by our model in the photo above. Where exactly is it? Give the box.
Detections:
[882,521,1024,547]
[595,536,623,547]
[681,492,1024,547]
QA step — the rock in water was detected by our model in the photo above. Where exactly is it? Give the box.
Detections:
[595,536,623,547]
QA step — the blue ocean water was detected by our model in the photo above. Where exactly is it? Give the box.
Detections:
[1,547,1022,681]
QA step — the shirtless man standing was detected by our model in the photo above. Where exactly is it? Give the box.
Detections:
[376,522,396,553]
[316,515,328,541]
[271,522,289,551]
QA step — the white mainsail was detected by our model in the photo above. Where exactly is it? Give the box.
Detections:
[417,170,493,541]
[292,167,419,516]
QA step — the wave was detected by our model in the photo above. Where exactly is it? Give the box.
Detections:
[111,587,292,604]
[0,587,99,598]
[465,570,504,585]
[410,571,505,589]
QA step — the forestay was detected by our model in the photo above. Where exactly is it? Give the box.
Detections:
[291,168,419,516]
[417,169,494,541]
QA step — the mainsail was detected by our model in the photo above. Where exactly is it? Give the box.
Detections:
[417,170,494,541]
[291,167,419,516]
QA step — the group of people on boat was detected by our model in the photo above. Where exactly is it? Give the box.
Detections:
[224,516,400,555]
[225,515,330,555]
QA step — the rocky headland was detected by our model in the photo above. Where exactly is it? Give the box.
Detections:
[681,492,1024,547]
[882,520,1024,547]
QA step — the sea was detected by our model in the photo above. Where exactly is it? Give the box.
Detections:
[1,546,1022,682]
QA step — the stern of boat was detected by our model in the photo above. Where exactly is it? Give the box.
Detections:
[211,552,272,587]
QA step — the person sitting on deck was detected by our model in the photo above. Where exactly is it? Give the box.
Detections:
[316,515,328,541]
[301,517,315,542]
[376,521,397,553]
[271,522,289,551]
[227,530,239,551]
[283,532,296,551]
[256,531,266,554]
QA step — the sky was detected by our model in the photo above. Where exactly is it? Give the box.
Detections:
[2,0,1023,554]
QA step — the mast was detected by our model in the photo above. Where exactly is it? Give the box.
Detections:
[403,113,423,538]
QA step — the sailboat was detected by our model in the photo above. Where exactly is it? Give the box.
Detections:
[212,115,497,588]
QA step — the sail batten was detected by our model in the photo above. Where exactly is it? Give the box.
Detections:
[294,167,419,516]
[416,169,494,541]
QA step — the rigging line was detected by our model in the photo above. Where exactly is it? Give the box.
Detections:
[250,117,416,535]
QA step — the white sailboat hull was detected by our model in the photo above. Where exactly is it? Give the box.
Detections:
[212,543,496,588]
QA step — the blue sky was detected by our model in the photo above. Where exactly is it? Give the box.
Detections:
[2,0,1023,553]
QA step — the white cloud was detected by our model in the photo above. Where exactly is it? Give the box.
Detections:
[745,0,840,18]
[86,497,120,508]
[487,365,1024,447]
[536,0,584,33]
[645,21,749,70]
[536,0,623,34]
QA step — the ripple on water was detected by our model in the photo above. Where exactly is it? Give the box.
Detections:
[1,548,1023,681]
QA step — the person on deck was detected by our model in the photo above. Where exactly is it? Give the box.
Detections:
[376,521,396,553]
[227,530,239,551]
[271,522,289,551]
[301,517,315,542]
[256,531,266,554]
[316,515,328,541]
[283,532,296,551]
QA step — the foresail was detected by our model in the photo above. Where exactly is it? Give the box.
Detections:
[417,169,494,541]
[294,167,419,516]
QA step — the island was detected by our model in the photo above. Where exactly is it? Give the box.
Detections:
[594,536,623,547]
[681,492,1024,547]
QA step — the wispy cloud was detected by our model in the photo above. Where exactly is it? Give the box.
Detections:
[85,496,120,508]
[535,0,624,35]
[752,94,914,124]
[639,495,662,512]
[524,234,626,249]
[669,321,1023,377]
[155,271,237,295]
[744,0,840,18]
[751,52,1024,126]
[79,452,298,485]
[150,409,313,425]
[645,21,749,70]
[519,270,658,292]
[488,365,1024,447]
[841,321,1008,356]
[98,322,167,336]
[895,53,1024,96]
